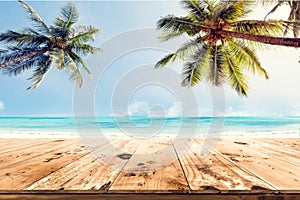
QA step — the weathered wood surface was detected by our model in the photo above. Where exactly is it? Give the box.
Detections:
[0,139,89,190]
[0,138,300,193]
[0,138,59,154]
[110,138,189,191]
[1,191,300,200]
[214,139,300,190]
[27,138,141,190]
[172,138,273,190]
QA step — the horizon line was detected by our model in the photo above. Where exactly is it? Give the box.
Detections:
[0,115,299,118]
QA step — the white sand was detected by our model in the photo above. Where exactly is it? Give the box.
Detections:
[0,129,298,139]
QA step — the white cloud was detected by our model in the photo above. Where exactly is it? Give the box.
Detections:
[127,101,150,116]
[167,101,181,117]
[225,106,254,117]
[0,100,5,111]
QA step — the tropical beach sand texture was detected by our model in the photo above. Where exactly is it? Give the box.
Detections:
[1,136,300,191]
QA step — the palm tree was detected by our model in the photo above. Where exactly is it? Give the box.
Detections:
[0,0,99,89]
[155,0,300,96]
[261,0,300,37]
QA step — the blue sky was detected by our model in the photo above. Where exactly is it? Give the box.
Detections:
[0,1,300,117]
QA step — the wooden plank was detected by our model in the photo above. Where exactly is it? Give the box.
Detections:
[0,138,59,154]
[64,138,141,190]
[0,139,88,189]
[110,138,189,191]
[0,138,29,152]
[25,138,119,190]
[0,139,79,170]
[27,154,98,190]
[172,138,272,190]
[254,138,300,153]
[1,191,300,200]
[27,138,141,190]
[245,138,300,167]
[214,139,300,190]
[2,138,300,191]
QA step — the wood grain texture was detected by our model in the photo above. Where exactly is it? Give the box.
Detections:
[246,138,300,167]
[26,138,141,190]
[0,139,78,170]
[110,138,189,191]
[0,139,86,189]
[0,138,59,154]
[1,138,300,192]
[1,191,300,200]
[214,138,300,190]
[172,138,272,190]
[254,138,300,153]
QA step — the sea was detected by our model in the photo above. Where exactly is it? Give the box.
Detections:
[0,116,299,138]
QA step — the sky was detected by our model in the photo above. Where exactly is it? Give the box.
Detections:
[0,1,300,117]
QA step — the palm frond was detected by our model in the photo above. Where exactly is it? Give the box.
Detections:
[64,54,83,87]
[180,0,210,22]
[67,50,92,78]
[214,0,252,23]
[264,2,285,19]
[157,15,199,37]
[257,0,277,6]
[289,1,300,37]
[2,52,46,76]
[229,19,297,49]
[61,2,79,28]
[158,31,188,42]
[0,30,49,47]
[181,43,210,87]
[227,39,269,79]
[54,17,64,28]
[18,0,50,34]
[0,46,45,70]
[52,3,79,39]
[155,36,205,68]
[289,6,297,37]
[181,62,202,87]
[155,53,177,68]
[49,49,65,70]
[260,0,300,37]
[69,25,99,43]
[230,20,289,36]
[208,44,226,86]
[224,47,248,96]
[27,57,52,89]
[50,26,72,39]
[55,2,79,29]
[71,43,100,56]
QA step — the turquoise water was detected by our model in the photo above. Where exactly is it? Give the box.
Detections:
[0,116,299,135]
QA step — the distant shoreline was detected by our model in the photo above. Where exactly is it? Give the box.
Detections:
[0,129,298,139]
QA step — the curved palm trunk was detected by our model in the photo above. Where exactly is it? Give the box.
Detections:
[0,47,49,69]
[218,29,300,47]
[199,26,300,47]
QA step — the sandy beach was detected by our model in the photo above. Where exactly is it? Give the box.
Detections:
[0,129,298,139]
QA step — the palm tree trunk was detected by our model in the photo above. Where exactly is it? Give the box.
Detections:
[0,48,49,69]
[199,25,300,47]
[218,29,300,47]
